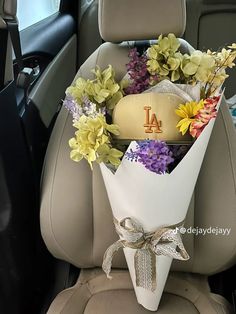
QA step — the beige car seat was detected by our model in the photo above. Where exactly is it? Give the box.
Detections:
[185,0,236,99]
[40,0,236,313]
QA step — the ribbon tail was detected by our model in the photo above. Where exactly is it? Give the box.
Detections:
[135,249,157,292]
[102,240,124,279]
[169,233,190,260]
[153,232,190,261]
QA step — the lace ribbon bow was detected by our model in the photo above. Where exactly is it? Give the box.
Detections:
[102,217,189,292]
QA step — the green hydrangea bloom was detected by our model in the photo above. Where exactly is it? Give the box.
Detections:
[147,33,182,81]
[66,65,124,110]
[69,114,123,168]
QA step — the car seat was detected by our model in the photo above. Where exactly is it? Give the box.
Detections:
[40,0,236,313]
[185,0,236,99]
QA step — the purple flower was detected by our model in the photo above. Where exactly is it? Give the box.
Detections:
[124,48,155,95]
[64,94,106,121]
[63,94,82,121]
[125,140,174,174]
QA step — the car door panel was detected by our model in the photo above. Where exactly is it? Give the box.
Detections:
[0,1,78,313]
[18,10,78,183]
[30,34,77,127]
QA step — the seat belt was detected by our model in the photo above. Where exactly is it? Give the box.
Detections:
[5,18,23,71]
[4,17,34,105]
[0,28,8,89]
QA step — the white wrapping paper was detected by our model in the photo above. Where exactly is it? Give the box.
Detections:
[100,91,223,311]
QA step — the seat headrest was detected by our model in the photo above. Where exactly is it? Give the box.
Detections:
[98,0,186,42]
[1,0,17,18]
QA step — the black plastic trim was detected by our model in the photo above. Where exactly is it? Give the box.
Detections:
[60,0,79,17]
[0,80,36,314]
[0,29,8,89]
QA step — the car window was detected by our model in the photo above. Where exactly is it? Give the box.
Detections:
[17,0,60,31]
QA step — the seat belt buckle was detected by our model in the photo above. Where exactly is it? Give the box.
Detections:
[16,67,35,107]
[16,67,34,90]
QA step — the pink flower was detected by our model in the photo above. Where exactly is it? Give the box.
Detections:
[204,96,220,109]
[190,96,219,138]
[190,120,206,138]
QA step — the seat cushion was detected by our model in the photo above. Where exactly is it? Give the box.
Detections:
[84,291,198,314]
[47,269,233,313]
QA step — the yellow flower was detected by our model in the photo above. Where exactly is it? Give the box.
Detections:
[167,54,182,71]
[228,43,236,50]
[215,48,236,68]
[66,65,124,111]
[106,91,123,110]
[175,100,204,135]
[97,144,123,167]
[176,100,204,118]
[69,114,122,168]
[158,33,180,54]
[66,78,90,105]
[182,51,215,82]
[147,59,159,74]
[146,33,182,81]
[147,46,158,59]
[208,70,228,91]
[90,65,124,108]
[93,83,110,104]
[69,138,83,162]
[176,118,194,135]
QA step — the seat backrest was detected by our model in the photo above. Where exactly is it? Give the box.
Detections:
[40,0,236,276]
[185,0,236,98]
[78,0,102,67]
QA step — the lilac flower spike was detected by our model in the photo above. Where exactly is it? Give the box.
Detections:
[63,94,82,121]
[63,94,106,121]
[125,140,174,174]
[124,48,151,95]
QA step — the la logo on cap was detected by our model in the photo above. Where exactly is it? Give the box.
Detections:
[112,92,191,143]
[143,106,162,134]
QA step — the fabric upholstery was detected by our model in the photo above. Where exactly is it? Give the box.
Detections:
[40,41,236,275]
[185,0,236,98]
[47,269,234,313]
[1,0,17,18]
[198,12,236,99]
[98,0,186,42]
[78,0,102,66]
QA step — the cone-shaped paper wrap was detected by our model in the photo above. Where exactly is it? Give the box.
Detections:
[100,93,223,311]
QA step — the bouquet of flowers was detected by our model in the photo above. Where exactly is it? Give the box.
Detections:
[64,34,236,311]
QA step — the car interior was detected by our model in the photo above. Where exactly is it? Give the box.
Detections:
[0,0,236,313]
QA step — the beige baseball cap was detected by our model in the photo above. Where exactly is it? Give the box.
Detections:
[112,92,192,143]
